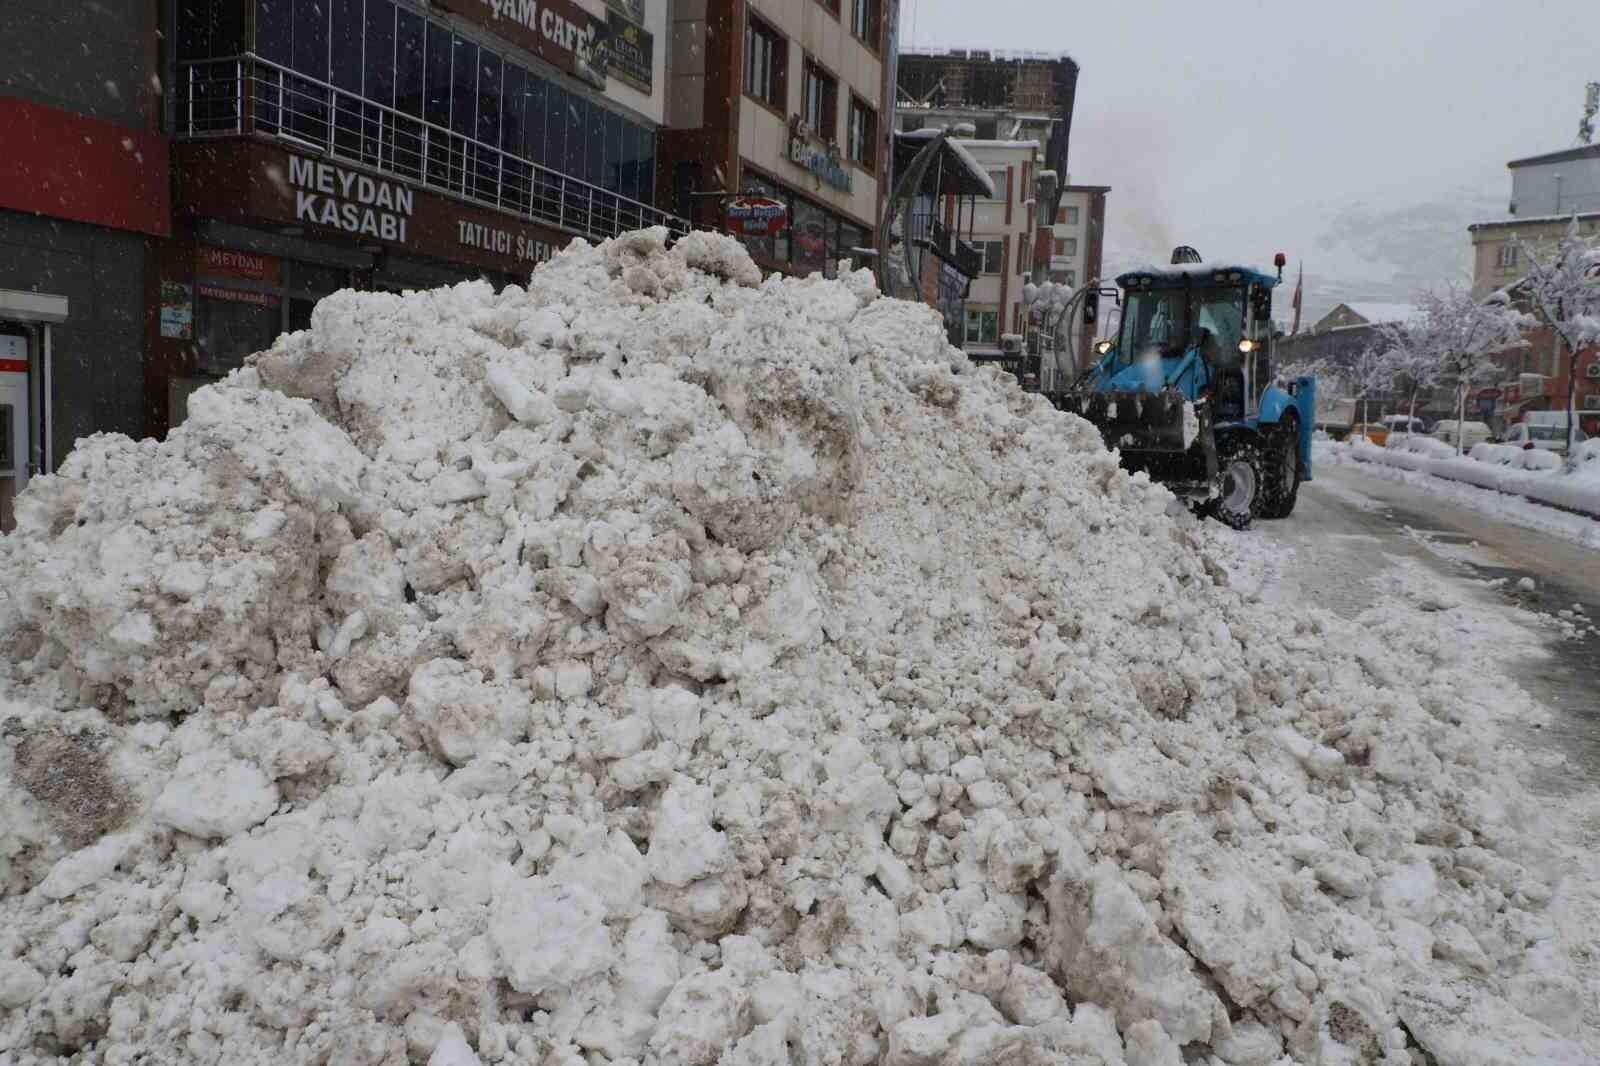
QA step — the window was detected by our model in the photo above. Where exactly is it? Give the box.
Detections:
[803,60,838,142]
[745,16,785,107]
[1062,206,1080,225]
[1064,270,1076,286]
[986,170,1007,202]
[978,240,1003,274]
[1495,244,1519,268]
[1054,237,1078,257]
[851,0,881,46]
[965,309,999,345]
[847,97,877,170]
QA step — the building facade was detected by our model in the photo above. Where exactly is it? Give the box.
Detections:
[956,141,1039,360]
[0,0,170,531]
[894,48,1079,223]
[1,0,685,523]
[663,0,886,277]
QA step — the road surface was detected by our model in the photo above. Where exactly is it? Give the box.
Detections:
[1256,458,1600,795]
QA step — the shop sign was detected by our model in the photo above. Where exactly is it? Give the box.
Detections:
[788,116,851,193]
[457,220,560,265]
[288,156,414,243]
[725,195,786,237]
[435,0,611,90]
[160,280,194,340]
[606,11,653,93]
[197,246,281,285]
[198,284,281,308]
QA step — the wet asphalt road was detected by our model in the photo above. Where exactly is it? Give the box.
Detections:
[1256,460,1600,795]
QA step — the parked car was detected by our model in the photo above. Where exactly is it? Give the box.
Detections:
[1431,420,1493,451]
[1350,423,1389,446]
[1503,413,1590,456]
[1380,414,1428,437]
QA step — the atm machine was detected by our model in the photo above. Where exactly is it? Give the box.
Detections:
[0,289,69,535]
[0,331,26,533]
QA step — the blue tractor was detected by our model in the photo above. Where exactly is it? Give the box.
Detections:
[1059,248,1315,528]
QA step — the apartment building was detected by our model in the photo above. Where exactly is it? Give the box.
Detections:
[663,0,888,276]
[956,140,1039,361]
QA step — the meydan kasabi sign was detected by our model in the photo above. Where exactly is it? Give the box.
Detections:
[288,156,414,242]
[435,0,611,90]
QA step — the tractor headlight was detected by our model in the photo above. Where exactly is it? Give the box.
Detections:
[1095,340,1113,355]
[1238,339,1257,354]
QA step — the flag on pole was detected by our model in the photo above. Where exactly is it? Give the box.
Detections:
[1290,264,1303,335]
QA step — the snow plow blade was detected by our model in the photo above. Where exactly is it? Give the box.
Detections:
[1067,388,1196,453]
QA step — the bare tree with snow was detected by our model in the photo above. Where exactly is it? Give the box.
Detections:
[1348,343,1395,430]
[1406,288,1532,454]
[1514,217,1600,454]
[1374,316,1440,433]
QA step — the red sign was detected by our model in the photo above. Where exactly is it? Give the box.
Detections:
[198,284,281,308]
[0,96,170,237]
[198,246,282,284]
[726,196,787,237]
[0,360,27,374]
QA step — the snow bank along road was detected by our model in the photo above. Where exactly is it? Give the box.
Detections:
[1,230,1597,1065]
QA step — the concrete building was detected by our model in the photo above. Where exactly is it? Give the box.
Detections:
[1466,143,1600,431]
[0,0,169,531]
[1311,303,1418,333]
[1044,184,1108,288]
[893,48,1080,222]
[663,0,888,276]
[956,140,1040,362]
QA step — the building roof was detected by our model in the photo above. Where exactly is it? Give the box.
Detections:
[1468,210,1600,232]
[1506,143,1600,169]
[1062,184,1111,194]
[895,130,996,198]
[1340,302,1418,325]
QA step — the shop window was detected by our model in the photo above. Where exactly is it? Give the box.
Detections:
[965,309,999,345]
[847,97,877,171]
[979,240,1003,274]
[851,0,881,46]
[839,223,867,258]
[794,198,828,274]
[803,60,838,142]
[197,297,279,376]
[744,16,786,108]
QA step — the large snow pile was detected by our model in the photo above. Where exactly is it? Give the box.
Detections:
[0,230,1590,1065]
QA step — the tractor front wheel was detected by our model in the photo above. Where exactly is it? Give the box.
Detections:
[1259,425,1302,519]
[1206,441,1263,530]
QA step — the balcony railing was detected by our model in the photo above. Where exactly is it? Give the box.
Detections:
[176,55,688,244]
[906,214,982,279]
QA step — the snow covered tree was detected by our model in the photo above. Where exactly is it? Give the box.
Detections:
[1514,217,1600,453]
[1374,316,1439,432]
[1406,288,1532,453]
[1348,343,1394,430]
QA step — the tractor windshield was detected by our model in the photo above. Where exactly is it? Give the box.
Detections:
[1118,285,1247,365]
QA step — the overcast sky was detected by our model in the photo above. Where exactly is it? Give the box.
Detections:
[898,0,1597,314]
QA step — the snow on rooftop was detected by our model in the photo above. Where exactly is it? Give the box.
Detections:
[900,128,996,198]
[1343,302,1419,324]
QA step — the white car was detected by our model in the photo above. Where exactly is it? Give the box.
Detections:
[1379,414,1427,437]
[1503,417,1589,456]
[1431,420,1493,451]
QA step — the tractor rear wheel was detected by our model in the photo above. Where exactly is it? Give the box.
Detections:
[1206,440,1263,530]
[1259,425,1302,519]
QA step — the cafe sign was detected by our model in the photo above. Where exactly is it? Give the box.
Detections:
[435,0,611,90]
[788,115,851,193]
[606,11,653,93]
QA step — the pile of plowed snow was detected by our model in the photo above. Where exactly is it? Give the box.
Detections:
[0,229,1590,1065]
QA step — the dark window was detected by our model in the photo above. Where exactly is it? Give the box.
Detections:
[851,0,880,47]
[523,75,547,164]
[638,129,655,206]
[362,1,395,165]
[980,240,1003,273]
[255,0,292,65]
[586,98,607,187]
[603,110,624,191]
[330,0,363,156]
[744,16,785,107]
[974,117,997,139]
[475,51,502,202]
[564,94,588,183]
[292,0,328,80]
[802,60,837,142]
[545,84,568,174]
[393,8,425,177]
[847,96,876,170]
[424,22,452,127]
[502,64,526,208]
[450,35,477,136]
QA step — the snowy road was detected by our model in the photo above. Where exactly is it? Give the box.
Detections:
[1257,458,1600,795]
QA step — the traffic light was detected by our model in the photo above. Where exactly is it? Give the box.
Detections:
[1083,290,1099,326]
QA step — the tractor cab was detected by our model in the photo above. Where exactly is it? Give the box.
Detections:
[1095,264,1280,426]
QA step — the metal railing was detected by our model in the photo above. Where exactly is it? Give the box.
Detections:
[906,213,983,278]
[176,55,688,243]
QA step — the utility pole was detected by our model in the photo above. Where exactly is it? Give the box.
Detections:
[1580,82,1599,145]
